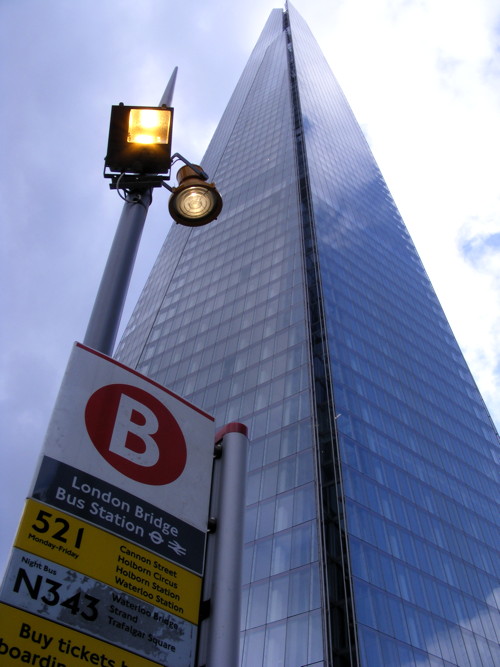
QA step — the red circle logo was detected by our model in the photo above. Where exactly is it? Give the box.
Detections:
[85,384,187,485]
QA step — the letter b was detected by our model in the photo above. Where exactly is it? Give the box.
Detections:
[109,393,160,467]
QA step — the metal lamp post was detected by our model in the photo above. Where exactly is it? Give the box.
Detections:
[82,71,244,667]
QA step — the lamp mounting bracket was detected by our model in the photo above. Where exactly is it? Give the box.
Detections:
[104,170,169,191]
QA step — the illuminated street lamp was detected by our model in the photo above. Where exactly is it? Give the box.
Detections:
[84,69,223,356]
[103,102,222,226]
[105,104,174,175]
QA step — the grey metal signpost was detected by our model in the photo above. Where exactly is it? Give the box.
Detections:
[197,424,248,666]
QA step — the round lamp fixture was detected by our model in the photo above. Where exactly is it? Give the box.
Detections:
[168,165,223,226]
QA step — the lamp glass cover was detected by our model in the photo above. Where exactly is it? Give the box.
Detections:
[175,186,217,219]
[127,109,171,145]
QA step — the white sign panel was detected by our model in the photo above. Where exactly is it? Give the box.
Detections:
[35,342,215,533]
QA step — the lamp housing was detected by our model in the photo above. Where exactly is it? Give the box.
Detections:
[168,165,223,227]
[105,104,173,175]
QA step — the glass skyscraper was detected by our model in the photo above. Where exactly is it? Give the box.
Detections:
[116,4,499,666]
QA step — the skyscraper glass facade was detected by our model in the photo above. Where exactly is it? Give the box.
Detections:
[116,4,499,666]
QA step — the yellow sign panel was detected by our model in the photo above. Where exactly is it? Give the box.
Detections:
[0,603,160,666]
[15,499,202,625]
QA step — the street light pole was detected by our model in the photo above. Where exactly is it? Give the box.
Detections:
[83,187,152,355]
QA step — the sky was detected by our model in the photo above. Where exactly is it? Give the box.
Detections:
[1,0,499,576]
